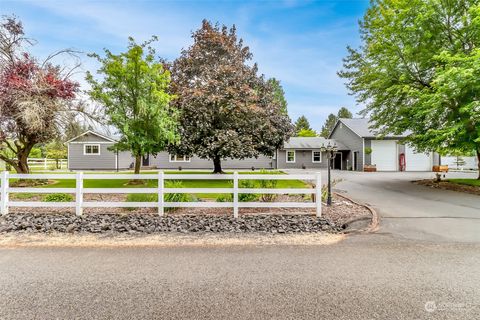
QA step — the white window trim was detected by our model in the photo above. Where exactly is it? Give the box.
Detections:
[312,151,322,163]
[286,150,296,163]
[169,154,191,163]
[84,144,101,156]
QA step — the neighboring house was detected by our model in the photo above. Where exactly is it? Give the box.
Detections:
[68,123,441,172]
[329,118,440,171]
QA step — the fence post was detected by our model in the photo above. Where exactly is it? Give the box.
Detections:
[1,171,9,215]
[75,172,83,216]
[158,171,164,216]
[315,172,322,217]
[44,158,47,170]
[233,171,239,218]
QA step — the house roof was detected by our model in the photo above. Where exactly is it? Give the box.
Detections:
[337,118,409,138]
[66,130,117,143]
[283,137,347,150]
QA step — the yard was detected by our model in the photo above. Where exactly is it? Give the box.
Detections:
[447,178,480,187]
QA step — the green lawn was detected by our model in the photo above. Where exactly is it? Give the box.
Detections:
[447,179,480,187]
[11,170,309,200]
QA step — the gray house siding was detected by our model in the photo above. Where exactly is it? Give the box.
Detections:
[276,149,328,169]
[68,143,117,170]
[330,122,364,171]
[150,153,274,170]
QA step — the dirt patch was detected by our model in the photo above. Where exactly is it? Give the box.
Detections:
[0,232,345,248]
[414,179,480,196]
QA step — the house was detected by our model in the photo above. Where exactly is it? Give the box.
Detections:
[329,118,440,171]
[67,120,440,172]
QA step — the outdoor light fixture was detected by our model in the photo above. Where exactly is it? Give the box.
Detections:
[320,141,338,206]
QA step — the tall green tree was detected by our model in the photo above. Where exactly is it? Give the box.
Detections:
[87,37,178,174]
[339,0,480,178]
[170,21,293,173]
[337,107,353,119]
[294,115,312,133]
[297,128,317,137]
[267,78,288,114]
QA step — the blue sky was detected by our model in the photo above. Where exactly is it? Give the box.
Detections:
[2,0,369,130]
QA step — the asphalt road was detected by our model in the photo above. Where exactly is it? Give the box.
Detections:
[0,235,479,320]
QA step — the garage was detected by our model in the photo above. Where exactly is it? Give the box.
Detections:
[371,140,397,171]
[405,146,432,171]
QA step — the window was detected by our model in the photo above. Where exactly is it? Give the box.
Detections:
[169,154,191,162]
[312,151,322,163]
[84,144,100,155]
[286,150,295,163]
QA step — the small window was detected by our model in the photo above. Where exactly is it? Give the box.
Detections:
[169,154,191,162]
[84,144,100,155]
[286,150,295,163]
[312,151,322,163]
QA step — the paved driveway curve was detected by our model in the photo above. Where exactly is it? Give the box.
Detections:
[285,170,480,243]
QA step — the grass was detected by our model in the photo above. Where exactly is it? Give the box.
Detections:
[9,170,309,200]
[447,179,480,187]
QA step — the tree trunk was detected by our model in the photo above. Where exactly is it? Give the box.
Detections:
[476,149,480,180]
[213,156,223,174]
[134,155,142,174]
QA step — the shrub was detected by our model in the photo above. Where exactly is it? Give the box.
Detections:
[215,180,259,202]
[258,169,278,202]
[125,180,197,212]
[321,179,342,202]
[364,147,372,155]
[43,193,73,202]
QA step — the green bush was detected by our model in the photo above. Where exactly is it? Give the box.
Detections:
[215,180,259,202]
[43,193,73,202]
[258,169,278,202]
[125,181,197,212]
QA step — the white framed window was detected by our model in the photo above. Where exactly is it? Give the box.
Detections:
[312,151,322,163]
[286,150,296,163]
[84,144,100,155]
[169,154,191,162]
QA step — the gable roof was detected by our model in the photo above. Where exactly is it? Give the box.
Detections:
[283,137,347,150]
[66,130,117,143]
[333,118,409,139]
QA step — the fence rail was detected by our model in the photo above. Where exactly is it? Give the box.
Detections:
[24,158,68,170]
[0,171,321,218]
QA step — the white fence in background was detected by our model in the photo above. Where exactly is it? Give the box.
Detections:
[0,172,322,218]
[27,158,68,170]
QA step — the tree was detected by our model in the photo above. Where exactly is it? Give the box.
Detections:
[87,37,179,174]
[267,78,288,114]
[294,115,312,133]
[0,17,79,173]
[319,113,338,138]
[339,0,480,178]
[45,140,67,169]
[337,107,352,119]
[297,128,317,137]
[170,20,293,173]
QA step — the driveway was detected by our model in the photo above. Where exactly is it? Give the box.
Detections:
[285,169,480,243]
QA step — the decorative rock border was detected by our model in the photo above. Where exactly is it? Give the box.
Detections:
[0,213,340,234]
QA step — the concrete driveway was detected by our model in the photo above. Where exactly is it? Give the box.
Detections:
[285,169,480,243]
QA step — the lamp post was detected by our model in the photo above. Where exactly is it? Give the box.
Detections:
[320,142,338,206]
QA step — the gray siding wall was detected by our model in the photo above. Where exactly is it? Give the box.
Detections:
[73,133,112,143]
[330,123,364,170]
[276,149,328,169]
[68,143,116,170]
[149,152,274,170]
[118,151,135,169]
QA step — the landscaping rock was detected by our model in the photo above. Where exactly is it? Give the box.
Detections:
[0,213,340,234]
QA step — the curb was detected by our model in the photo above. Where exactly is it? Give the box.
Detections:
[334,192,380,233]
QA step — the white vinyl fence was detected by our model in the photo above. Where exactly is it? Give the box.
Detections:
[0,172,322,218]
[27,158,68,170]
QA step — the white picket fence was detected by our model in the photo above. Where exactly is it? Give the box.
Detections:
[27,158,68,170]
[0,172,322,218]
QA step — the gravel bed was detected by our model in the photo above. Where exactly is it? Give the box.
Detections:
[0,213,340,234]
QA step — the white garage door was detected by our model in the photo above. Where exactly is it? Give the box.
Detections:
[405,146,432,171]
[371,140,397,171]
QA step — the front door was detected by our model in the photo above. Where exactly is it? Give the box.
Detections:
[142,154,150,166]
[353,152,358,171]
